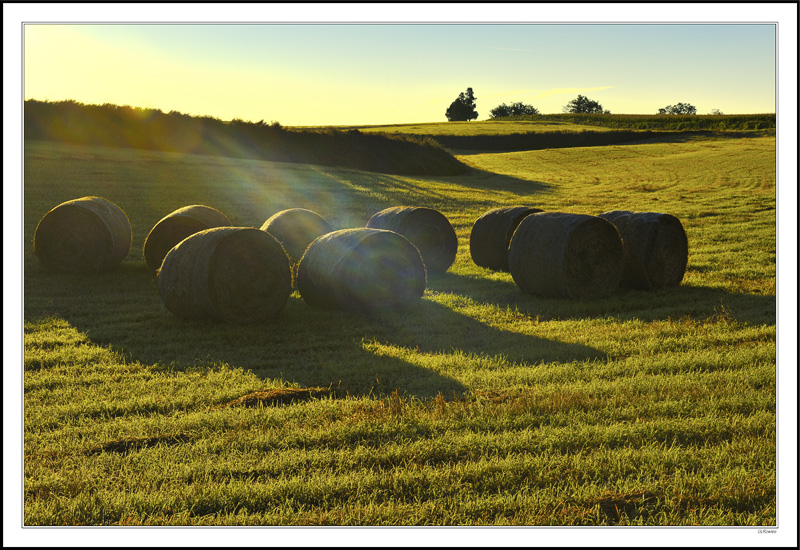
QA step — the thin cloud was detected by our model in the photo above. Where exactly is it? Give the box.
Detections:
[481,89,540,100]
[490,47,531,53]
[534,86,614,99]
[481,87,614,101]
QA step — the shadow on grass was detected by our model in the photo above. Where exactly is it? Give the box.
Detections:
[614,129,773,146]
[304,165,555,230]
[25,255,773,401]
[426,271,776,326]
[23,262,604,400]
[439,130,773,155]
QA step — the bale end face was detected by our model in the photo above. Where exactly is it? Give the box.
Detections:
[143,205,232,273]
[509,212,623,300]
[366,206,457,274]
[260,208,333,264]
[562,216,624,300]
[297,228,426,312]
[33,196,131,273]
[469,206,543,271]
[157,227,291,324]
[598,210,688,290]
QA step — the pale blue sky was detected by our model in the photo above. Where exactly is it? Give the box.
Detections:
[24,22,776,125]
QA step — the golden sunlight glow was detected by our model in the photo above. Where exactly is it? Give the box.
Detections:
[25,25,288,121]
[23,25,411,125]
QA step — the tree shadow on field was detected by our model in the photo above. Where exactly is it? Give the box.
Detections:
[23,261,603,400]
[436,166,554,199]
[427,271,776,326]
[306,165,554,228]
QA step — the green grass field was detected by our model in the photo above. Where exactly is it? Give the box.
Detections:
[304,119,615,136]
[22,132,777,527]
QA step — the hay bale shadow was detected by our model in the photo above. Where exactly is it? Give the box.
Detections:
[24,245,774,403]
[426,271,775,326]
[369,298,608,366]
[24,260,472,398]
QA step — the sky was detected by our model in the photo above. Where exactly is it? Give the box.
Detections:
[22,17,779,126]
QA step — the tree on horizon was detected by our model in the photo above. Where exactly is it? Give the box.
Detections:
[445,87,479,121]
[489,102,540,118]
[658,102,698,115]
[563,95,608,114]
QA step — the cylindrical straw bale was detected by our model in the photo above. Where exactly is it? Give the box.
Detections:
[33,196,131,273]
[366,207,457,273]
[598,210,688,290]
[143,205,232,273]
[469,206,543,271]
[260,208,333,264]
[157,227,291,324]
[508,212,623,300]
[296,228,426,312]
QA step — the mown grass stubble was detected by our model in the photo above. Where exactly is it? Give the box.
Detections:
[23,133,776,526]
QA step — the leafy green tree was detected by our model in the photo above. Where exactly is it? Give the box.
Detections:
[658,102,697,115]
[446,87,479,121]
[563,95,608,114]
[489,102,540,118]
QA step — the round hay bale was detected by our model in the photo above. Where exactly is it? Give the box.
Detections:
[143,205,232,273]
[508,212,623,300]
[296,228,426,312]
[469,206,543,271]
[260,208,333,264]
[33,196,131,273]
[366,206,457,273]
[157,227,291,324]
[598,210,688,290]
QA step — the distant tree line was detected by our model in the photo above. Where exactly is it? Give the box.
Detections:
[473,90,748,121]
[484,112,775,132]
[489,102,540,118]
[23,100,470,176]
[459,90,613,121]
[658,102,697,115]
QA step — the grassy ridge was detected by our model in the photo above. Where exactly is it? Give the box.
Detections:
[23,100,469,176]
[23,134,776,526]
